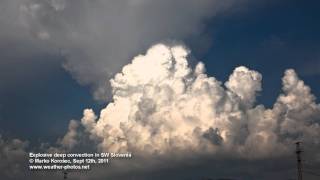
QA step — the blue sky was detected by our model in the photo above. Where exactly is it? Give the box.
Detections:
[198,0,320,106]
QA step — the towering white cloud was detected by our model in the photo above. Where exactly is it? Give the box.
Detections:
[276,69,320,144]
[66,43,320,161]
[225,66,262,108]
[1,43,319,180]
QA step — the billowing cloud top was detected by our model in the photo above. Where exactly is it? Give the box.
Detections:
[68,44,320,160]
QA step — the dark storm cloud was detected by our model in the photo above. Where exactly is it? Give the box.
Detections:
[0,0,247,100]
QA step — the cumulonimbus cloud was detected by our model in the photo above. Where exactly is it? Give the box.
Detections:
[63,43,320,162]
[1,43,319,180]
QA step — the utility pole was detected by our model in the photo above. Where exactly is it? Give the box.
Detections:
[63,170,68,179]
[295,142,303,180]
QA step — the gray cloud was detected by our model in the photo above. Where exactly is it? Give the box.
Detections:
[0,0,247,100]
[203,127,223,146]
[0,135,28,179]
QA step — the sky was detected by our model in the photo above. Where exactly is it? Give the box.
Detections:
[0,0,320,179]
